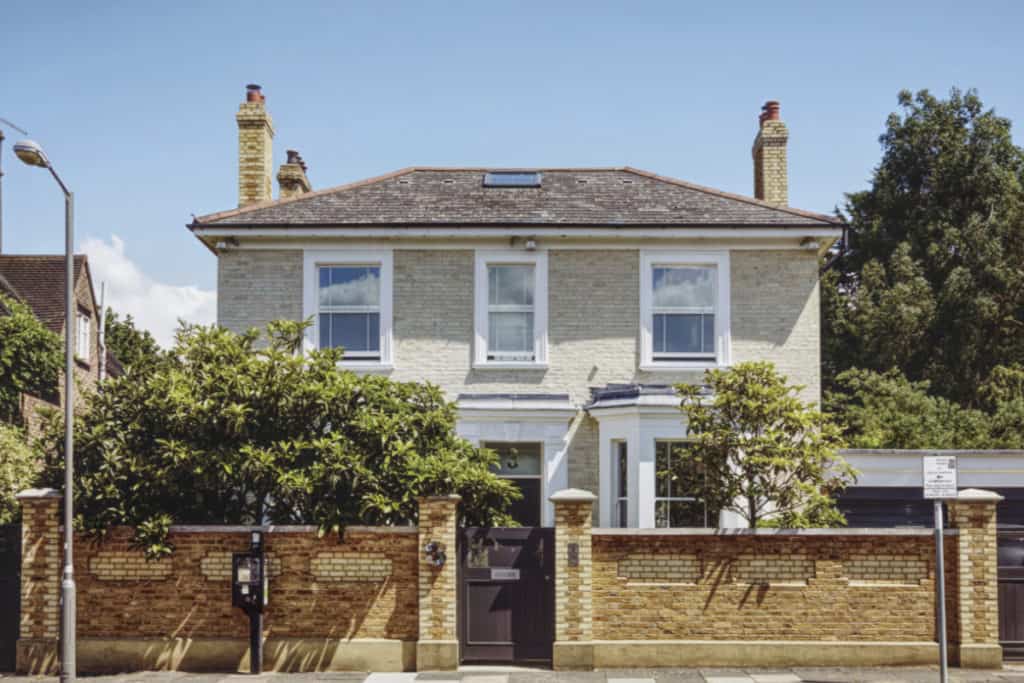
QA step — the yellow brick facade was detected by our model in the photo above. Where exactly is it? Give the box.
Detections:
[310,552,392,582]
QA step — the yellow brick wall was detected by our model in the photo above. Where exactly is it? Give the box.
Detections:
[843,553,929,585]
[198,551,282,581]
[311,552,392,582]
[17,493,60,640]
[417,496,459,641]
[554,499,594,642]
[590,535,945,642]
[951,499,1000,646]
[753,119,789,206]
[89,552,172,581]
[618,553,699,584]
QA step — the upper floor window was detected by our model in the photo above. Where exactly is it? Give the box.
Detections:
[640,251,730,370]
[474,250,548,368]
[303,250,393,369]
[76,311,91,362]
[318,266,381,359]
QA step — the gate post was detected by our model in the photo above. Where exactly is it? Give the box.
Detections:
[551,489,596,671]
[948,488,1003,669]
[15,489,62,674]
[416,495,460,671]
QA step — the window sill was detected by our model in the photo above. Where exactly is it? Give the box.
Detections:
[472,361,549,371]
[335,362,394,375]
[639,362,727,372]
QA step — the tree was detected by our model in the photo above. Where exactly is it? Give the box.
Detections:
[0,424,41,524]
[824,88,1024,405]
[826,368,992,449]
[41,320,518,556]
[0,294,62,425]
[104,308,162,371]
[676,362,853,528]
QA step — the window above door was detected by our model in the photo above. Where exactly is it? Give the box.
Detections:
[474,250,548,369]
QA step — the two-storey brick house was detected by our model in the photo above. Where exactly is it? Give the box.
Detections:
[0,254,108,434]
[190,86,841,529]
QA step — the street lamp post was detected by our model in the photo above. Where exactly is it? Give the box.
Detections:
[13,139,76,683]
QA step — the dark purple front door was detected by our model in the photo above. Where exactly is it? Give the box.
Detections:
[458,527,555,663]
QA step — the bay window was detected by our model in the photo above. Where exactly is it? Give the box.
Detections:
[654,440,716,528]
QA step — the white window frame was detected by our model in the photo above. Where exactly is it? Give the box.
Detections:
[654,439,714,529]
[76,311,91,362]
[474,250,548,369]
[612,440,629,528]
[302,249,393,370]
[639,250,730,370]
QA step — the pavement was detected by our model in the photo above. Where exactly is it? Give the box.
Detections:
[7,667,1024,683]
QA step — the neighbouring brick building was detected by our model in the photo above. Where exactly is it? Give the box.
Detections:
[190,86,841,531]
[0,254,110,433]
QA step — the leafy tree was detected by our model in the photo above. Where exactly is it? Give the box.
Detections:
[0,294,62,425]
[826,368,992,449]
[825,88,1024,405]
[676,362,853,528]
[41,320,518,556]
[0,424,41,524]
[104,308,162,371]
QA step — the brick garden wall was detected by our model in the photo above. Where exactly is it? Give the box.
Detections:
[590,533,944,642]
[69,526,418,641]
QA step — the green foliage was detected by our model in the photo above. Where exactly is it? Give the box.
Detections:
[676,362,853,528]
[825,88,1024,406]
[41,320,518,556]
[0,424,40,524]
[827,366,1024,449]
[103,308,163,371]
[0,294,62,425]
[826,368,992,449]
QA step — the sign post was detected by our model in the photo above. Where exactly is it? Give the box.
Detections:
[923,454,957,683]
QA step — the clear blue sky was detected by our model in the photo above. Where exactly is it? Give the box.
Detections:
[2,1,1022,341]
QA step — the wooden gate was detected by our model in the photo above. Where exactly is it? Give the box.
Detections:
[458,527,554,664]
[0,524,21,671]
[999,531,1024,659]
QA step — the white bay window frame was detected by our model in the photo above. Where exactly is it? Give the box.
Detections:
[639,250,731,370]
[474,250,548,368]
[302,249,393,370]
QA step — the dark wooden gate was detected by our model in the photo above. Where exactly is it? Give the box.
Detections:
[998,531,1024,659]
[0,524,21,672]
[458,527,554,664]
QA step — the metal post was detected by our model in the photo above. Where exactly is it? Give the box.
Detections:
[60,191,76,683]
[0,128,5,253]
[935,499,948,683]
[248,608,262,674]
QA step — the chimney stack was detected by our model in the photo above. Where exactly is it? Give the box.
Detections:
[277,149,312,199]
[752,100,789,206]
[236,84,275,207]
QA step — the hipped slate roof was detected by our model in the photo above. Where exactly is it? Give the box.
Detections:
[193,167,840,228]
[0,255,90,332]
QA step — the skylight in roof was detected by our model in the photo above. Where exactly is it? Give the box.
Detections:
[483,171,542,188]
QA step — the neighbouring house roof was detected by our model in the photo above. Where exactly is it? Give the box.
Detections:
[192,167,841,229]
[0,254,93,333]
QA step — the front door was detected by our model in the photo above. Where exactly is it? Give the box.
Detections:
[458,527,554,663]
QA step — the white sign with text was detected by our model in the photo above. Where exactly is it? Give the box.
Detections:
[923,455,958,499]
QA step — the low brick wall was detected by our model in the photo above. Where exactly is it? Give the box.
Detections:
[593,532,942,642]
[15,492,463,674]
[550,488,1004,671]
